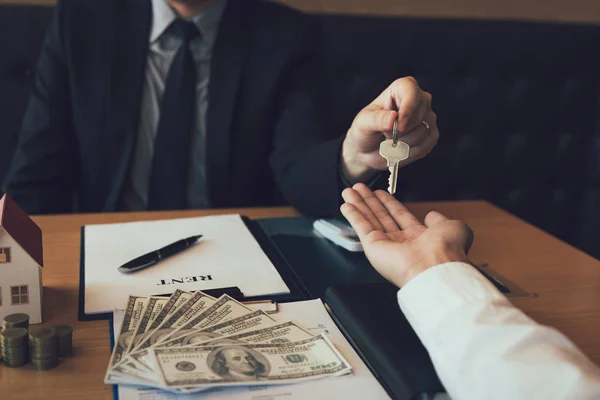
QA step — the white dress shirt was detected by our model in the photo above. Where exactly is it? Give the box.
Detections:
[398,262,600,400]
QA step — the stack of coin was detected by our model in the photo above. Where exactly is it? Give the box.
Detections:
[2,313,30,330]
[1,328,29,367]
[29,327,59,371]
[53,324,73,357]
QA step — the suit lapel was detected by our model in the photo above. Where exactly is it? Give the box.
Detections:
[206,0,253,206]
[103,0,151,211]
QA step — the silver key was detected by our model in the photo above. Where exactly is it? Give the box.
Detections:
[379,121,409,194]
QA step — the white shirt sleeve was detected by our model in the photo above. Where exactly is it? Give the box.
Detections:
[397,262,600,400]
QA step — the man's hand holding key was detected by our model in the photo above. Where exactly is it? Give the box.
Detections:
[340,77,439,189]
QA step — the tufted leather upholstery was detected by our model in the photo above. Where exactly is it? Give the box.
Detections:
[0,5,598,259]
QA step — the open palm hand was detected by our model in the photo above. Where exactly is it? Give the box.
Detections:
[340,184,473,287]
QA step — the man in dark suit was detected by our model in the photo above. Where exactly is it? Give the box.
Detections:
[3,0,439,216]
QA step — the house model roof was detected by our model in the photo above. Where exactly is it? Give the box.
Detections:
[0,194,43,267]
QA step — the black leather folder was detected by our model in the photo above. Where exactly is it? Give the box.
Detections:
[258,217,388,298]
[324,282,445,400]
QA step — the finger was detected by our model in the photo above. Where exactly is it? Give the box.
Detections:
[406,118,439,160]
[394,109,436,147]
[374,190,423,230]
[353,184,400,233]
[463,223,475,253]
[353,108,397,136]
[390,78,423,131]
[402,91,431,133]
[400,108,432,140]
[395,123,428,147]
[341,187,386,232]
[424,211,448,227]
[451,221,475,255]
[424,212,475,254]
[340,203,388,245]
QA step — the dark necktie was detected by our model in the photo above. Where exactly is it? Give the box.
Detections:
[147,20,200,210]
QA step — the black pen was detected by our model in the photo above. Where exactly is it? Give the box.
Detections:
[117,235,203,274]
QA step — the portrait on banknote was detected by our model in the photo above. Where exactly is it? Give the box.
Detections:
[208,346,270,381]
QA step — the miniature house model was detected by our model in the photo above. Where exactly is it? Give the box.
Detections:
[0,194,43,324]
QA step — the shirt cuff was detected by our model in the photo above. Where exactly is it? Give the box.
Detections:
[397,262,511,344]
[336,138,385,190]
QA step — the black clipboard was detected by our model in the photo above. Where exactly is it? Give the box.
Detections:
[78,215,309,321]
[324,282,445,400]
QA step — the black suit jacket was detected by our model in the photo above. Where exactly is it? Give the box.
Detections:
[3,0,348,216]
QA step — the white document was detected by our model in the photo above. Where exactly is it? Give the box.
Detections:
[84,215,290,314]
[112,299,390,400]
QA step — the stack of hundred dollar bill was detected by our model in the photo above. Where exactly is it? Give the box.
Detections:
[104,290,352,394]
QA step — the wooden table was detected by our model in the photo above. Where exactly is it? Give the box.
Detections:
[1,201,599,399]
[5,0,600,25]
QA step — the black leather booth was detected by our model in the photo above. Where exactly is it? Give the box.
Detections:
[1,4,599,259]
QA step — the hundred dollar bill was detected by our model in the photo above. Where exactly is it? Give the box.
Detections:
[111,360,157,383]
[201,309,277,336]
[200,320,314,347]
[149,318,316,380]
[151,334,352,389]
[167,294,252,341]
[106,365,159,387]
[131,289,192,352]
[138,291,217,350]
[143,322,316,395]
[109,290,191,381]
[109,290,211,383]
[104,295,147,383]
[161,309,278,349]
[130,294,255,370]
[126,296,171,353]
[129,310,279,371]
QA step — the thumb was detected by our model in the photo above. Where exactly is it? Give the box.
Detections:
[353,108,397,136]
[424,211,448,227]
